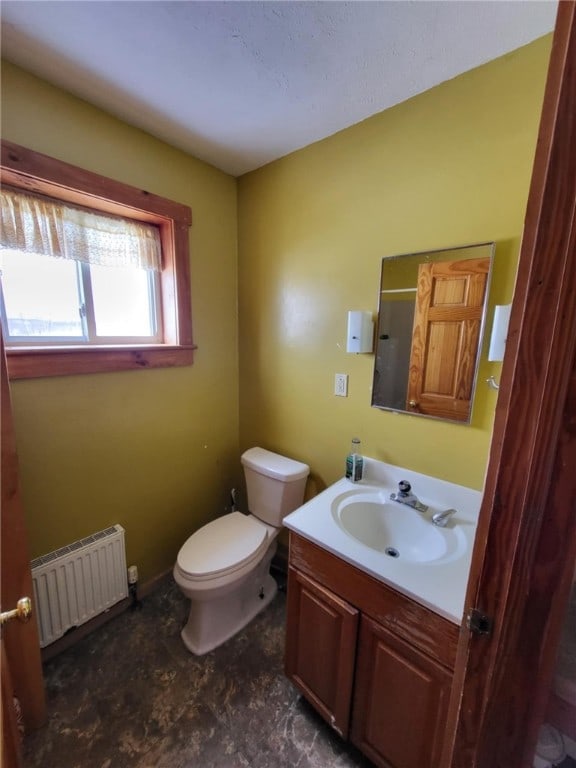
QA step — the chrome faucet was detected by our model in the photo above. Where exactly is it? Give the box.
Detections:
[432,508,458,527]
[390,481,428,513]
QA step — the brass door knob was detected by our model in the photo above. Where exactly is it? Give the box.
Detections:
[0,597,32,626]
[408,400,418,408]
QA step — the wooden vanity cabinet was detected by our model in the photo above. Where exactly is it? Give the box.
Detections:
[285,567,358,737]
[351,615,452,768]
[285,533,458,768]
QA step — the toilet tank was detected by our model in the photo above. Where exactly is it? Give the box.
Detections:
[241,447,309,527]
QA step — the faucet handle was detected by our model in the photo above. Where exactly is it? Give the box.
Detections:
[398,480,411,496]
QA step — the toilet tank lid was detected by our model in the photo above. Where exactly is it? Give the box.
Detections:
[241,447,309,481]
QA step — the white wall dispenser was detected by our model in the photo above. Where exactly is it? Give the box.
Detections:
[347,311,374,353]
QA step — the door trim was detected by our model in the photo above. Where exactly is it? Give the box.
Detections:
[443,3,576,764]
[1,330,47,751]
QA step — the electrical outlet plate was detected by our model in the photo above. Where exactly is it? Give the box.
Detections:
[334,373,348,397]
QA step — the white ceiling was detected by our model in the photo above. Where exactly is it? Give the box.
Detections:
[1,1,558,177]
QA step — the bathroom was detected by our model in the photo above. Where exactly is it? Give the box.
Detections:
[2,4,575,767]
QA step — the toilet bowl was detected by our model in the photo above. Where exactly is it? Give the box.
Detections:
[173,447,309,655]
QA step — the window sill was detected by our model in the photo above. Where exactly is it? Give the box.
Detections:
[6,344,197,379]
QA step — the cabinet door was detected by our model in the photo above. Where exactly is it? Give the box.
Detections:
[351,615,452,768]
[285,567,359,738]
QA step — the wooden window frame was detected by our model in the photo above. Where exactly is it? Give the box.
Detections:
[1,140,195,379]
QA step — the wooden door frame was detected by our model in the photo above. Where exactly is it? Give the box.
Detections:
[444,2,576,765]
[1,331,47,767]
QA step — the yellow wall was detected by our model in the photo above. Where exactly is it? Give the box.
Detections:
[1,36,552,584]
[237,37,552,494]
[1,62,240,582]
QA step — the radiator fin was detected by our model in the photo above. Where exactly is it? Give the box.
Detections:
[31,524,128,647]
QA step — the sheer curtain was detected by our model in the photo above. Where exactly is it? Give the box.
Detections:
[0,186,162,271]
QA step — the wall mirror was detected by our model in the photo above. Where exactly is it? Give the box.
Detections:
[371,241,495,424]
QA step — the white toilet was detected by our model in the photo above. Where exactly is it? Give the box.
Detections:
[173,447,309,655]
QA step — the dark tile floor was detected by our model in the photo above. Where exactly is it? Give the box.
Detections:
[23,573,576,768]
[23,575,372,768]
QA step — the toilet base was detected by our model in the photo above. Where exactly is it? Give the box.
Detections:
[180,549,278,655]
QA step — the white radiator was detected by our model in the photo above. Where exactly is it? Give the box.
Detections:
[31,525,128,647]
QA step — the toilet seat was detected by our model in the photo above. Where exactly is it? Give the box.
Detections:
[176,511,269,582]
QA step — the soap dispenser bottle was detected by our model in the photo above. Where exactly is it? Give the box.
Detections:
[346,437,364,482]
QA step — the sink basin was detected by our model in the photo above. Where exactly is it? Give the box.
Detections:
[283,460,482,622]
[331,491,467,564]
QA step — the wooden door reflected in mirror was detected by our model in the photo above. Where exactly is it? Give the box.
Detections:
[371,242,494,424]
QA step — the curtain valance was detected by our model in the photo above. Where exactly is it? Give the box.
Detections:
[0,186,162,272]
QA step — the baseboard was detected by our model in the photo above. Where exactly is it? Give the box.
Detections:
[40,568,173,662]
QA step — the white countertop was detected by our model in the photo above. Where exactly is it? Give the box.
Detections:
[283,458,482,625]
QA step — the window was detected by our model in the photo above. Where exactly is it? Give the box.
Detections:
[1,187,163,345]
[0,141,194,378]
